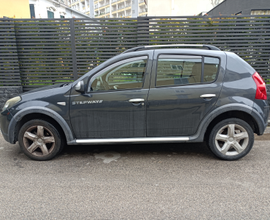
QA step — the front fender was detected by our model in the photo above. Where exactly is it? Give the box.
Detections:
[8,106,74,144]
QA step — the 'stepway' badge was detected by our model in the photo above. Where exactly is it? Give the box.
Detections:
[72,100,103,105]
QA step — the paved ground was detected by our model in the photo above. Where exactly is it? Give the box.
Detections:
[0,129,270,220]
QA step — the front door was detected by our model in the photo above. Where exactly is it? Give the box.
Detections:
[70,55,152,139]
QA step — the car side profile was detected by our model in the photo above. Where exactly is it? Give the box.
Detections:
[0,44,269,161]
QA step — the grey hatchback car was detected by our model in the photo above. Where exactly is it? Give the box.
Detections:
[0,44,269,161]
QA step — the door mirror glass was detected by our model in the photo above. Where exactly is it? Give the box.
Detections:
[75,81,84,93]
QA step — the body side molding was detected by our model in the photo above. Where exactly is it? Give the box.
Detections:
[70,137,189,145]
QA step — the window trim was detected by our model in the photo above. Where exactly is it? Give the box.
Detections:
[155,54,220,88]
[87,56,149,93]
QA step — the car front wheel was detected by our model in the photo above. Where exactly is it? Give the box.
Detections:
[18,119,62,161]
[208,118,254,160]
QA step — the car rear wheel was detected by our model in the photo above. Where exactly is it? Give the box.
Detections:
[208,118,254,160]
[18,119,62,161]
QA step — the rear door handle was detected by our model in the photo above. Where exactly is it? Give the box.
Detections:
[200,94,216,98]
[129,98,145,103]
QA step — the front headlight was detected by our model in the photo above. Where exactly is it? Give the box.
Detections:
[2,96,21,112]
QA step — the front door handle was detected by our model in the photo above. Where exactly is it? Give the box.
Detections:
[129,98,145,103]
[200,94,216,98]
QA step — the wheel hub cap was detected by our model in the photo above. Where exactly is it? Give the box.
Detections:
[37,138,43,144]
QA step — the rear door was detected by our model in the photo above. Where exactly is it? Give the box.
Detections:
[147,50,225,137]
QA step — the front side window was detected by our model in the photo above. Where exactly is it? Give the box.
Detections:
[90,58,147,92]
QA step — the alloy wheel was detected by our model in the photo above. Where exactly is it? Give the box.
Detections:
[23,125,55,157]
[214,123,249,156]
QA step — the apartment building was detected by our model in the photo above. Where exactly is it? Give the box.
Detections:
[27,0,91,19]
[69,0,147,18]
[68,0,224,18]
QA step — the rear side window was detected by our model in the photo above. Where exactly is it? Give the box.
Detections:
[156,55,219,87]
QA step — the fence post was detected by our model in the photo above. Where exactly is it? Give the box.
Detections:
[137,17,150,46]
[0,19,23,108]
[69,19,78,80]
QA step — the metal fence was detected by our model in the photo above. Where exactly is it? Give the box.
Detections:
[0,15,270,91]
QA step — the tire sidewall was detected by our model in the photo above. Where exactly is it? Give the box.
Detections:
[18,119,62,161]
[208,118,254,161]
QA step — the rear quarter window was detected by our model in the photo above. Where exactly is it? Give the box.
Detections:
[204,57,219,83]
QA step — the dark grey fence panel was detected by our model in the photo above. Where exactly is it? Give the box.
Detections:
[144,16,270,81]
[74,18,138,78]
[0,20,21,86]
[0,15,269,91]
[14,19,74,91]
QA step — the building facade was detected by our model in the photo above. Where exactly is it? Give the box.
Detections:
[29,0,91,18]
[68,0,223,18]
[0,0,30,18]
[68,0,147,18]
[148,0,224,16]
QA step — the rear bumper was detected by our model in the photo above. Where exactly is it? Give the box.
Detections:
[251,104,269,135]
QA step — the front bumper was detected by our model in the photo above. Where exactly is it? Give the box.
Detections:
[0,110,14,144]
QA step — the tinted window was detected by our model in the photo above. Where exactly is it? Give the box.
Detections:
[204,57,219,82]
[47,11,54,18]
[156,55,202,87]
[30,4,35,18]
[90,59,147,92]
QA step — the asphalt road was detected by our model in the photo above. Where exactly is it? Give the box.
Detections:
[0,129,270,220]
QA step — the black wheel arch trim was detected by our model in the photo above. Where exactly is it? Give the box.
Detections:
[7,104,265,145]
[8,107,74,144]
[189,103,265,142]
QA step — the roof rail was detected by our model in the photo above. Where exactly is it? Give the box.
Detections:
[122,44,220,54]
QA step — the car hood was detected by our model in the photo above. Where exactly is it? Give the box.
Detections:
[19,83,73,102]
[22,83,71,95]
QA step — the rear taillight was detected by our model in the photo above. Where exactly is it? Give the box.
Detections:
[252,72,267,100]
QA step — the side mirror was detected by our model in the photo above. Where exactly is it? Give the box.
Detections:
[75,81,84,93]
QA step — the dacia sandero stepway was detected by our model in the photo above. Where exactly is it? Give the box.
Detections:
[1,45,269,161]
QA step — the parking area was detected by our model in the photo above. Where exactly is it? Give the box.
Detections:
[0,128,270,219]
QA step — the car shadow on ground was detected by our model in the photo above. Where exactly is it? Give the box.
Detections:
[61,142,214,160]
[59,132,270,161]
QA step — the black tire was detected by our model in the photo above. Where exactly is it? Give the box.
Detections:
[208,118,254,161]
[18,119,62,161]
